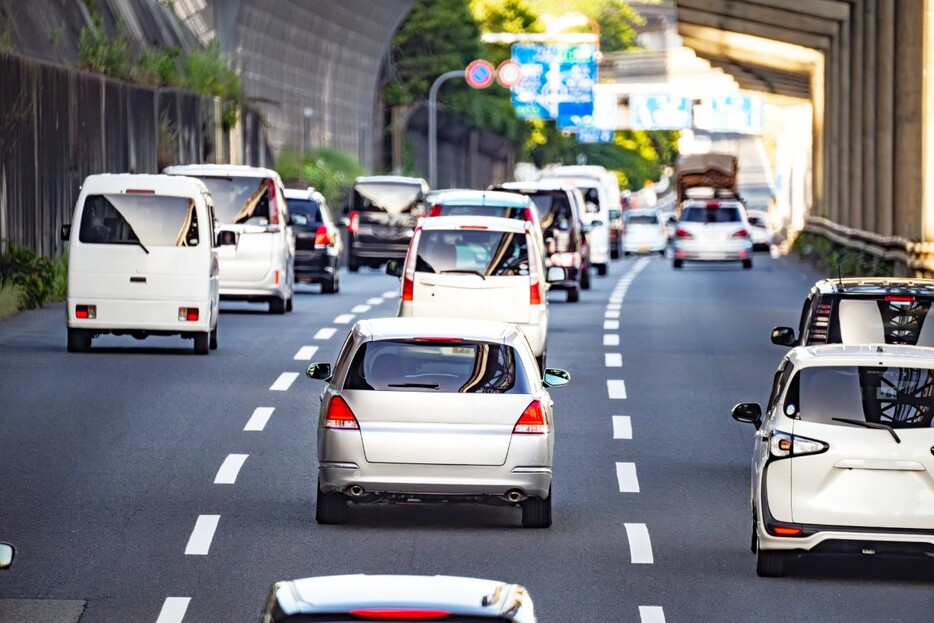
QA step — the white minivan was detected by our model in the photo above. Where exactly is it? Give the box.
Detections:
[62,174,219,354]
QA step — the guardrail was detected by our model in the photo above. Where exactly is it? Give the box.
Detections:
[802,216,934,275]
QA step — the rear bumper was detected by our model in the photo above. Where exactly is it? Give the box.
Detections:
[758,520,934,554]
[67,298,214,334]
[350,241,410,261]
[622,237,667,253]
[295,252,339,283]
[220,269,290,300]
[673,240,752,261]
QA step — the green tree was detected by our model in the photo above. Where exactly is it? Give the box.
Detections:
[529,0,644,52]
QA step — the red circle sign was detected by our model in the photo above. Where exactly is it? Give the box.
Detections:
[465,59,495,89]
[496,60,521,88]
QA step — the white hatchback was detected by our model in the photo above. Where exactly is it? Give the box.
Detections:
[733,344,934,577]
[672,199,754,269]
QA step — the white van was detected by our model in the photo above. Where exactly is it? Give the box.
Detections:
[62,174,219,354]
[163,164,295,314]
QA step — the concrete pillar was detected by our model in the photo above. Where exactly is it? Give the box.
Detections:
[862,0,877,233]
[893,0,924,240]
[876,0,895,237]
[923,0,934,241]
[826,37,839,222]
[812,55,826,220]
[848,2,863,230]
[838,19,851,227]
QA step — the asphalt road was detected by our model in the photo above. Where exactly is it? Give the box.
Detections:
[2,253,933,623]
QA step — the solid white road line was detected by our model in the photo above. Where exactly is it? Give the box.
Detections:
[270,372,299,391]
[625,523,654,564]
[639,606,667,623]
[185,515,220,555]
[603,320,619,330]
[334,314,355,324]
[314,328,337,340]
[155,597,191,623]
[367,297,384,305]
[607,380,627,399]
[244,407,274,432]
[293,345,319,361]
[603,334,620,346]
[605,353,622,367]
[214,454,249,485]
[351,304,371,313]
[382,290,398,298]
[616,462,640,493]
[605,310,621,319]
[612,415,632,439]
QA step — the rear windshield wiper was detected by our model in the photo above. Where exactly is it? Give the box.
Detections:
[387,382,440,389]
[440,269,486,280]
[832,417,901,443]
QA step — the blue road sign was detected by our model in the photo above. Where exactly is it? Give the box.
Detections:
[511,44,597,122]
[577,128,614,144]
[710,95,764,134]
[629,95,692,130]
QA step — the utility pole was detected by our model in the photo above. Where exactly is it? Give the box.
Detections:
[428,70,465,188]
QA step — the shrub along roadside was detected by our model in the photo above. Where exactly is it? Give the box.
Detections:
[0,245,68,319]
[791,231,893,277]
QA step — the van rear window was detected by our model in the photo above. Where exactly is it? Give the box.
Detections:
[681,206,742,223]
[415,230,529,277]
[194,176,269,224]
[79,194,200,247]
[527,192,573,232]
[353,182,423,215]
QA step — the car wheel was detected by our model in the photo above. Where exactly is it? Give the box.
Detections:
[316,488,348,525]
[193,332,210,355]
[658,249,666,257]
[743,259,753,270]
[673,259,683,269]
[611,248,620,260]
[596,263,608,276]
[286,295,294,312]
[566,286,580,303]
[623,251,631,257]
[209,324,218,350]
[67,328,92,353]
[751,514,757,553]
[521,488,552,528]
[348,256,360,273]
[755,547,787,577]
[321,276,338,294]
[268,296,286,314]
[580,266,591,290]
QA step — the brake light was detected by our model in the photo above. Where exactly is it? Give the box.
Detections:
[75,304,97,319]
[675,228,692,238]
[429,204,442,217]
[267,179,279,225]
[348,211,359,234]
[349,610,450,620]
[125,189,155,195]
[401,228,421,302]
[527,228,542,305]
[886,295,916,303]
[772,526,803,536]
[324,396,359,430]
[732,229,749,238]
[705,201,720,208]
[808,301,832,343]
[514,400,548,434]
[524,207,534,223]
[274,270,280,286]
[459,225,489,230]
[313,225,330,248]
[179,307,199,321]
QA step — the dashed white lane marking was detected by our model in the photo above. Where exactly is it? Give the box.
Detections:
[616,462,640,492]
[607,380,627,399]
[639,606,666,623]
[613,416,633,439]
[270,372,299,391]
[245,407,274,432]
[293,345,319,361]
[625,523,654,564]
[367,297,384,305]
[609,296,623,304]
[351,304,371,313]
[334,313,355,324]
[155,597,191,623]
[603,334,620,346]
[314,327,337,340]
[603,320,619,330]
[185,515,220,555]
[607,302,622,310]
[605,353,622,367]
[214,454,249,484]
[382,290,398,298]
[605,310,620,319]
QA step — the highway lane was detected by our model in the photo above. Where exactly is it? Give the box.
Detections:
[3,256,934,622]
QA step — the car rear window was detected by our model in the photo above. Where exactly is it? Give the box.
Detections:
[415,229,530,277]
[344,340,530,394]
[431,204,527,220]
[786,365,934,428]
[193,176,270,224]
[285,197,324,224]
[353,182,423,215]
[626,213,658,225]
[79,194,201,247]
[824,298,934,346]
[681,206,742,223]
[526,192,573,232]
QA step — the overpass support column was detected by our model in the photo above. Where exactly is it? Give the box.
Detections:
[849,2,863,230]
[923,0,934,241]
[894,0,924,241]
[838,20,851,227]
[862,0,877,233]
[876,0,895,237]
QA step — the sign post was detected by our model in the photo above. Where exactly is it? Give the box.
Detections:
[428,70,468,189]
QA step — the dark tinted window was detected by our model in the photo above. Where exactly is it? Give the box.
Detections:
[344,340,530,394]
[528,192,573,232]
[432,204,527,219]
[194,176,270,224]
[286,197,324,224]
[79,194,200,247]
[681,206,742,223]
[353,182,423,215]
[415,230,529,277]
[626,213,659,225]
[748,216,766,227]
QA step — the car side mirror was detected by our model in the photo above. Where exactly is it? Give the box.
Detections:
[306,362,332,382]
[546,266,567,283]
[667,216,677,225]
[0,542,14,570]
[385,259,403,278]
[216,230,237,246]
[543,368,570,387]
[60,224,71,241]
[771,327,796,346]
[731,402,762,429]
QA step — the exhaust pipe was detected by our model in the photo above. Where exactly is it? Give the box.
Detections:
[347,485,365,497]
[506,490,523,503]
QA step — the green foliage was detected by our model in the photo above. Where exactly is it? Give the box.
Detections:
[138,46,181,87]
[791,232,893,277]
[0,245,67,310]
[77,13,131,80]
[530,0,644,52]
[0,281,23,320]
[181,40,241,100]
[279,147,366,209]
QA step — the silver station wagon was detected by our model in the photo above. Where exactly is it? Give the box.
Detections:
[305,317,570,528]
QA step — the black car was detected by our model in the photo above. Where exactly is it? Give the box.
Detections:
[345,175,429,271]
[284,187,342,293]
[771,277,934,347]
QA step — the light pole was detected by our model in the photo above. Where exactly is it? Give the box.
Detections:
[428,69,465,188]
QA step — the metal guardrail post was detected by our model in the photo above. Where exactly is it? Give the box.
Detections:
[428,70,466,189]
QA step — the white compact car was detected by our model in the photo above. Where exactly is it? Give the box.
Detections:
[672,199,754,269]
[622,208,668,256]
[746,209,775,251]
[62,174,219,353]
[163,164,295,313]
[388,215,557,371]
[305,317,569,528]
[733,344,934,577]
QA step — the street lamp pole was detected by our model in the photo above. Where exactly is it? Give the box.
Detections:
[428,69,465,188]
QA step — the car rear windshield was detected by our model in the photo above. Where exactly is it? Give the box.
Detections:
[823,298,934,346]
[344,340,531,394]
[681,206,742,223]
[526,192,573,232]
[626,213,658,225]
[415,230,530,277]
[786,365,934,428]
[193,176,270,224]
[79,194,201,247]
[353,182,423,215]
[285,198,324,225]
[432,204,526,219]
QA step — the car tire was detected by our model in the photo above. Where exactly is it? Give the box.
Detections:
[67,328,92,353]
[566,286,580,303]
[611,248,620,260]
[755,547,787,577]
[580,266,591,290]
[286,295,294,312]
[623,251,631,257]
[673,259,683,269]
[348,256,360,273]
[316,488,348,525]
[743,259,753,270]
[521,488,552,528]
[596,263,608,276]
[658,249,666,257]
[322,276,338,294]
[269,296,286,314]
[193,332,210,355]
[209,324,218,350]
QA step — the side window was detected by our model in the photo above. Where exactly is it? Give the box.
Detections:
[765,359,794,417]
[797,295,815,341]
[333,332,357,385]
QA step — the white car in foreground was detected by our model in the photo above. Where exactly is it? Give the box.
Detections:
[733,344,934,577]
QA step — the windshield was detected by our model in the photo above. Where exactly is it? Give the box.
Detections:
[415,230,530,277]
[626,213,659,225]
[353,182,423,215]
[787,365,934,428]
[78,194,200,247]
[681,206,742,223]
[344,340,530,394]
[194,176,269,224]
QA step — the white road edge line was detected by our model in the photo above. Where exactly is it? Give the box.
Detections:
[603,334,620,346]
[605,353,622,367]
[155,597,191,623]
[639,606,666,623]
[625,523,654,564]
[607,379,627,399]
[245,407,274,432]
[270,372,299,392]
[314,328,337,340]
[185,515,220,555]
[293,345,319,361]
[351,304,371,313]
[612,415,632,439]
[214,454,249,485]
[615,462,640,493]
[334,314,355,324]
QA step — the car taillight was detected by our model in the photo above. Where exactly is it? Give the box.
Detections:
[429,204,442,217]
[179,307,199,321]
[768,431,828,459]
[267,179,280,225]
[348,211,359,234]
[401,228,421,302]
[75,304,97,319]
[514,400,548,434]
[527,228,542,305]
[524,207,534,223]
[313,225,330,248]
[325,396,360,430]
[675,228,692,238]
[705,201,720,208]
[808,301,832,343]
[349,609,450,620]
[732,229,749,238]
[886,295,916,303]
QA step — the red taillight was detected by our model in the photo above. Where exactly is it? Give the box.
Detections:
[527,228,542,305]
[401,228,421,302]
[429,204,442,217]
[75,304,96,319]
[348,211,359,234]
[771,525,803,537]
[514,400,548,434]
[349,610,450,620]
[325,396,359,430]
[267,179,280,225]
[523,207,534,223]
[732,229,749,238]
[274,270,280,286]
[313,225,330,248]
[402,276,414,301]
[675,228,692,238]
[705,201,720,208]
[125,189,155,195]
[886,295,916,303]
[179,307,199,321]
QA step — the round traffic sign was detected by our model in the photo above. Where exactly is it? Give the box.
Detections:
[465,59,495,89]
[496,60,521,88]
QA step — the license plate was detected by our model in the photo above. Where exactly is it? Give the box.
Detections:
[640,245,649,253]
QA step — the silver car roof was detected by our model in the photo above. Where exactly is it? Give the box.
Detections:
[354,317,522,345]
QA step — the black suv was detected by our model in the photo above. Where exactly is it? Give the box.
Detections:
[284,187,342,293]
[772,277,934,347]
[345,175,429,271]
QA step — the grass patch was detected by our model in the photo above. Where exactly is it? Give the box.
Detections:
[791,231,893,277]
[0,281,23,319]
